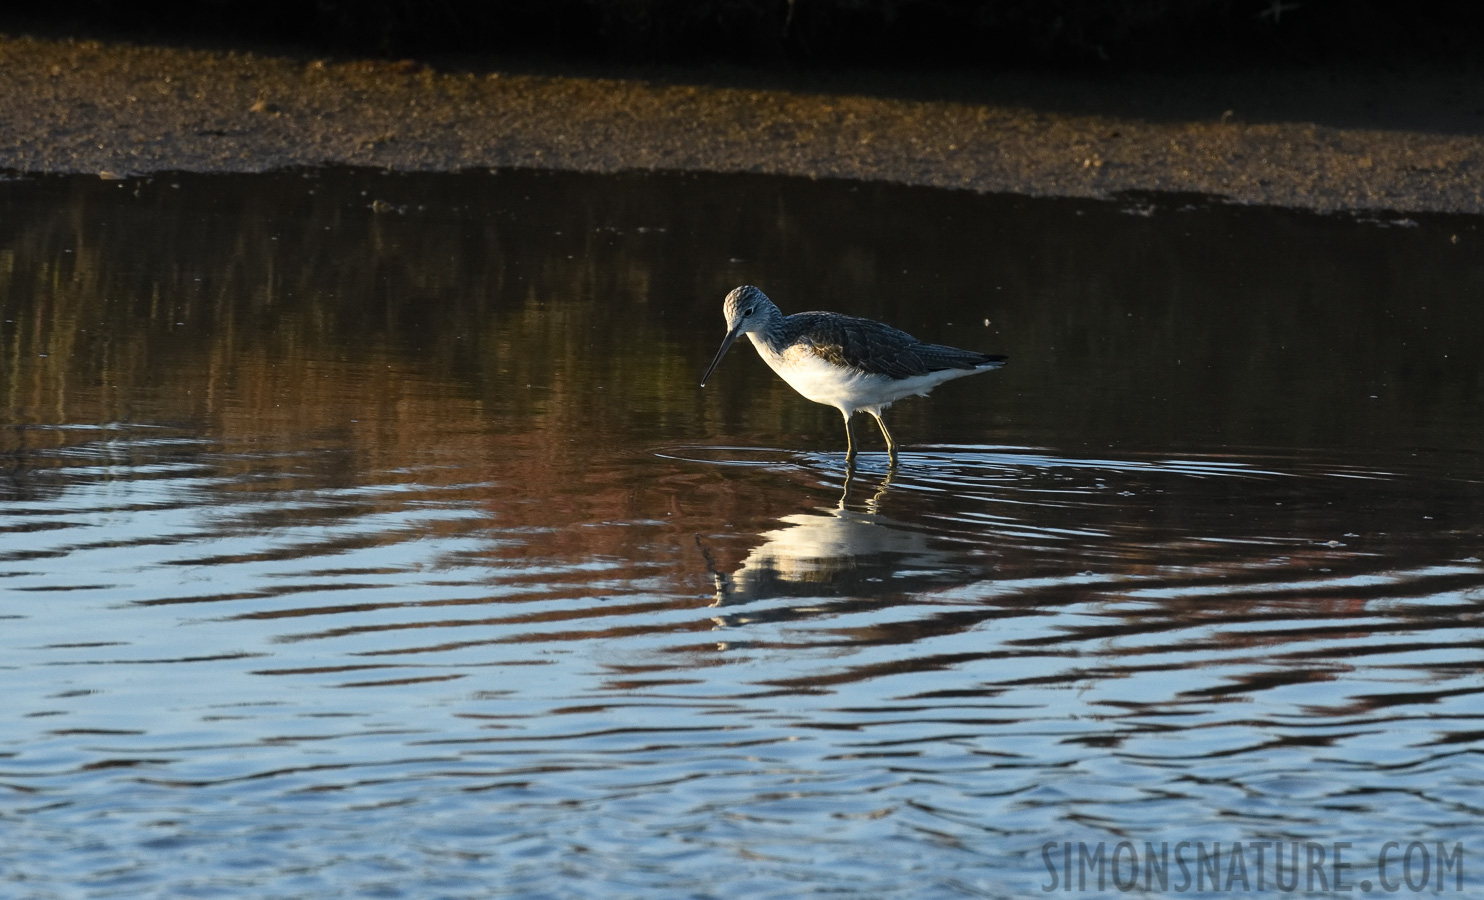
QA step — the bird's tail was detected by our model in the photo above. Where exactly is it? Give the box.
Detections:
[919,345,1007,371]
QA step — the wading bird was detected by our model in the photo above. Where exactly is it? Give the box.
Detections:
[700,285,1007,466]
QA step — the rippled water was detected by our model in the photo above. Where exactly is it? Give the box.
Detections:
[2,170,1483,897]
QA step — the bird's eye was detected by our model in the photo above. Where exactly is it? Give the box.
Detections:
[743,307,755,317]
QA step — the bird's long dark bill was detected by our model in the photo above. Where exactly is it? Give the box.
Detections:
[700,325,743,387]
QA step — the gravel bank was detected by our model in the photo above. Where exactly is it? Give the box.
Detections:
[3,33,1483,213]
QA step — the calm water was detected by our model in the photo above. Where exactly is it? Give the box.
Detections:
[2,169,1482,898]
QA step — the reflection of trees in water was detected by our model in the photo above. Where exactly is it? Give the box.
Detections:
[4,168,1482,463]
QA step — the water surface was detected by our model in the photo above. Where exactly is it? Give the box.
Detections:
[2,170,1482,897]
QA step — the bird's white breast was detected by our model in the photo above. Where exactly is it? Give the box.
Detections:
[747,334,976,415]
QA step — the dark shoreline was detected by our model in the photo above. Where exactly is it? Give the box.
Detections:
[3,32,1483,214]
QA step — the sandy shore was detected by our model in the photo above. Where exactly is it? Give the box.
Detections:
[3,32,1483,214]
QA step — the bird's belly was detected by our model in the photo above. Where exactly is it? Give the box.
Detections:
[755,342,967,413]
[775,356,887,409]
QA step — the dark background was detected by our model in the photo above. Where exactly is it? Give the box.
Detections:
[4,0,1484,67]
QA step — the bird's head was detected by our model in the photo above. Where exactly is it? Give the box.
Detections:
[721,285,773,336]
[702,285,775,387]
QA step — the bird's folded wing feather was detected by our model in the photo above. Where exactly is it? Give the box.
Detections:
[789,313,998,378]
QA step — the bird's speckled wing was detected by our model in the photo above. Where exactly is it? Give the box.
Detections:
[784,312,1004,379]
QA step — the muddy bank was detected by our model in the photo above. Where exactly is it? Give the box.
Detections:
[2,33,1482,214]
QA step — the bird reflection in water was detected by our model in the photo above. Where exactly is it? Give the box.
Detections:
[702,468,962,636]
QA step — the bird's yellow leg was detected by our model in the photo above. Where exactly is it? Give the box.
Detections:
[842,411,858,466]
[869,412,899,467]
